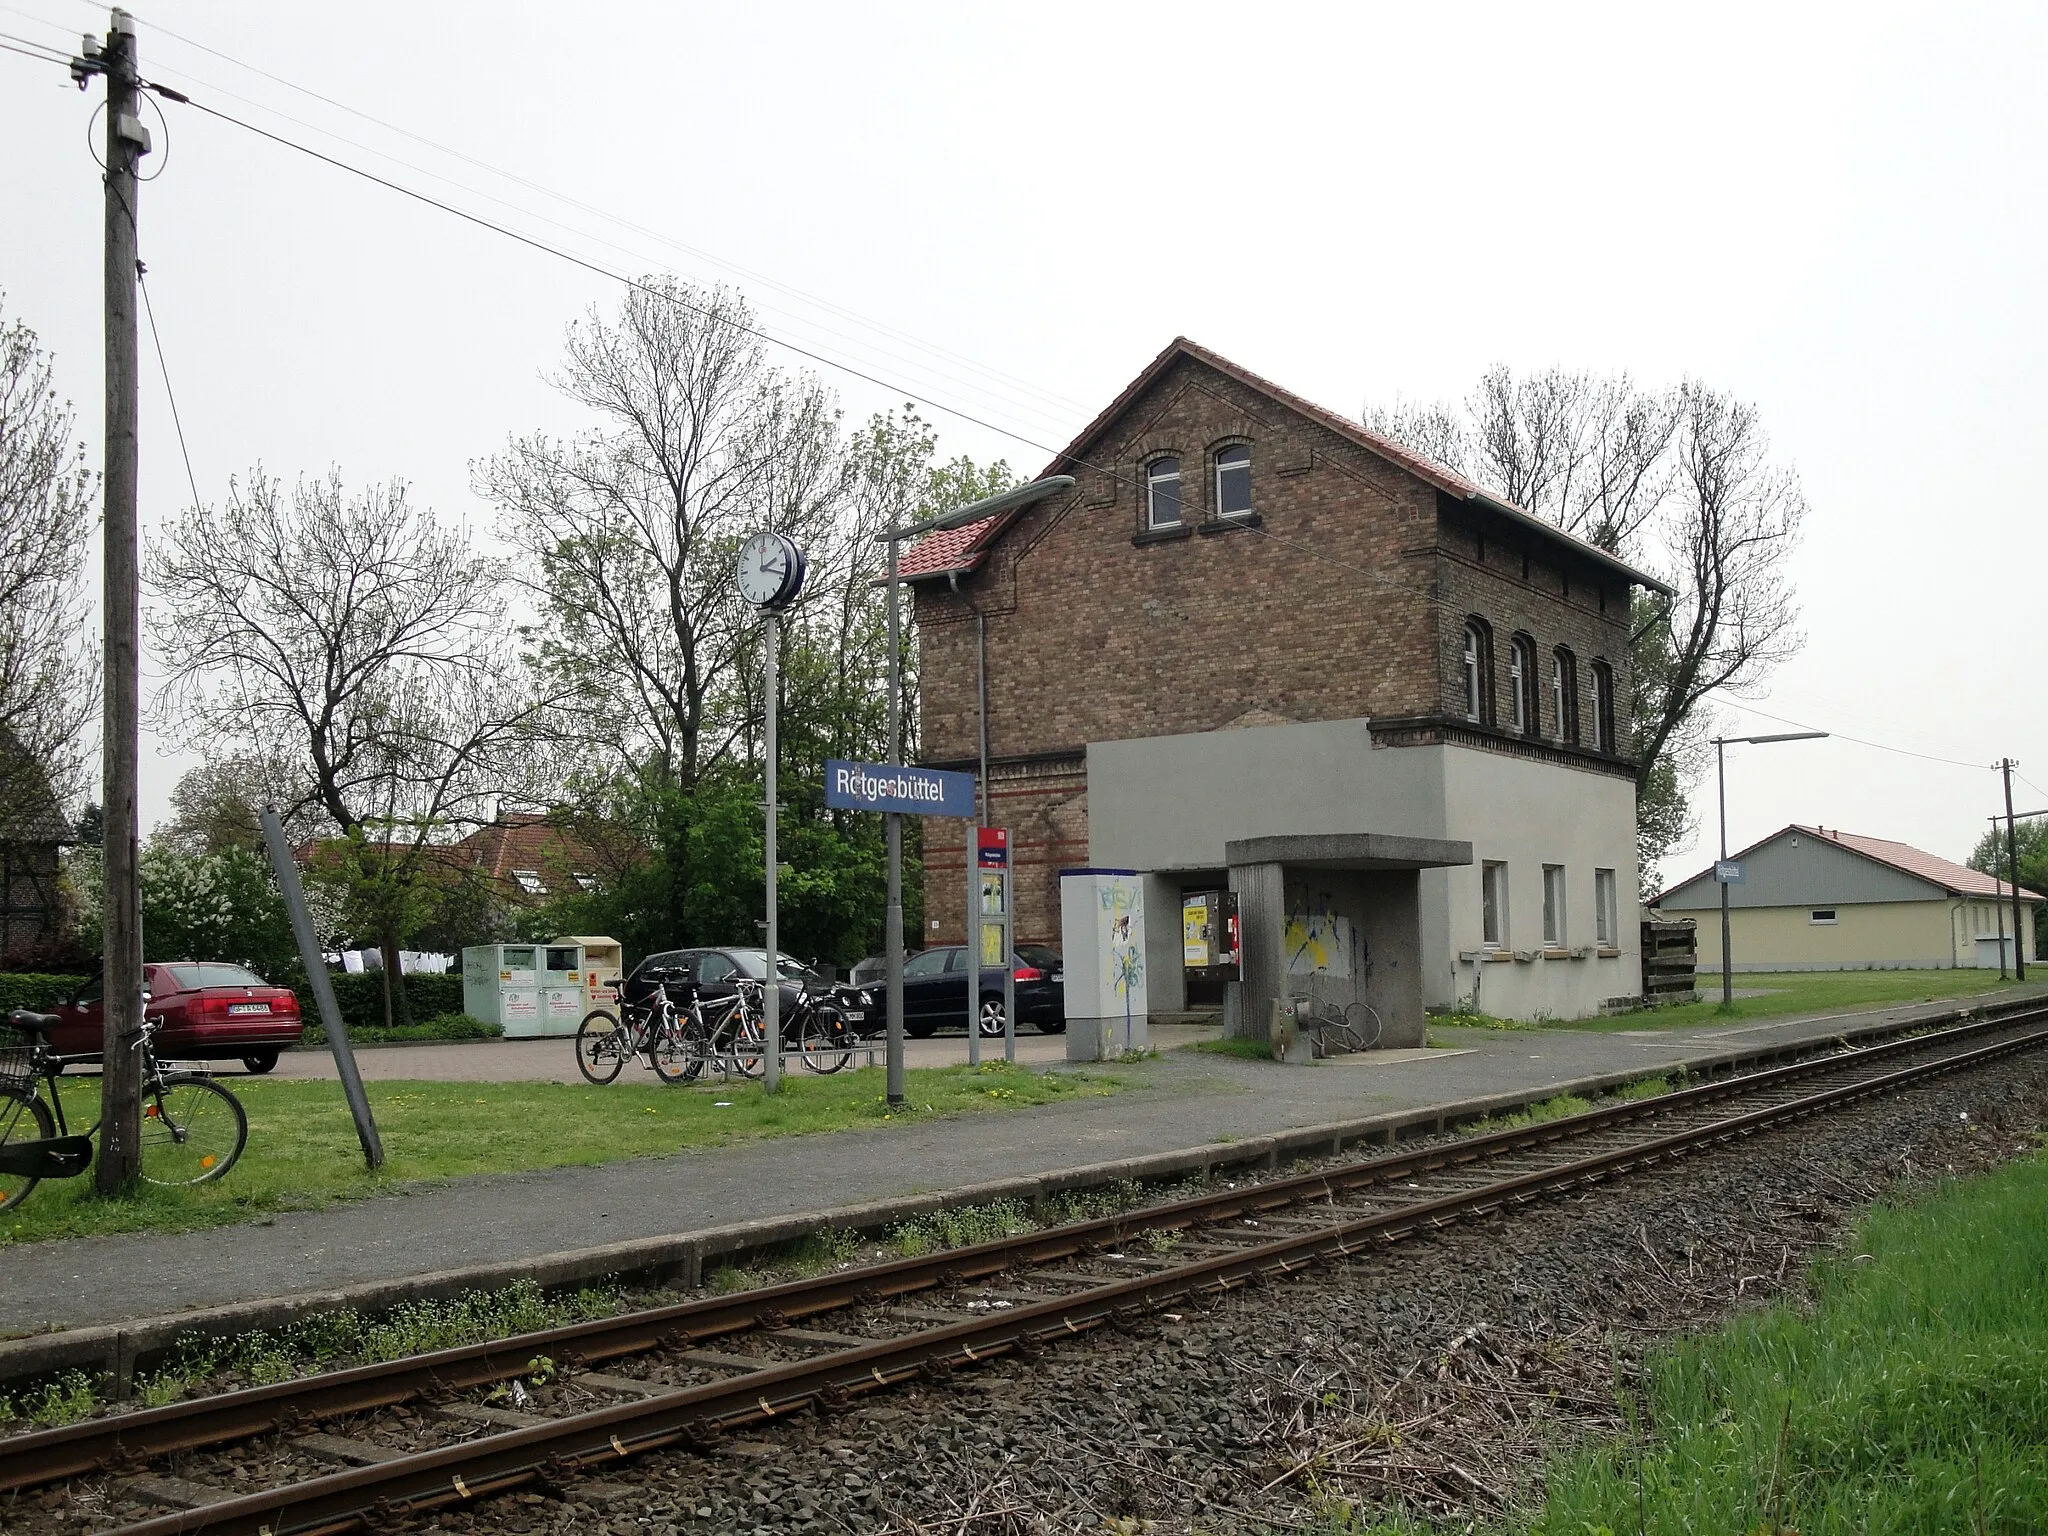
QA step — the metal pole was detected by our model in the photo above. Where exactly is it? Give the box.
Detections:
[2002,758,2027,981]
[884,538,906,1106]
[966,822,980,1066]
[763,611,781,1091]
[260,808,383,1168]
[1003,870,1015,1064]
[1717,739,1733,1008]
[95,9,144,1194]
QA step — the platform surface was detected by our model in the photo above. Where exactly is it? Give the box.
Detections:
[4,984,2041,1335]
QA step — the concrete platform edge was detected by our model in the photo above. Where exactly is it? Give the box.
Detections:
[0,994,2026,1393]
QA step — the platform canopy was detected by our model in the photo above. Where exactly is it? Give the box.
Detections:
[1224,833,1472,872]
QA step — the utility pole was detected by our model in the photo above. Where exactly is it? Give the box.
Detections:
[1999,759,2027,981]
[883,535,906,1107]
[89,9,147,1193]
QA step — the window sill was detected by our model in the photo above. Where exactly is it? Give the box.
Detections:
[1464,948,1516,964]
[1596,946,1622,958]
[1197,513,1262,535]
[1132,525,1192,547]
[1541,947,1572,961]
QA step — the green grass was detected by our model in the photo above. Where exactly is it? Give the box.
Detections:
[0,1060,1123,1248]
[1185,1034,1281,1061]
[1562,968,2026,1033]
[1530,1151,2048,1534]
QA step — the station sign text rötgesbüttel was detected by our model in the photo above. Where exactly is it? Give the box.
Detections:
[824,759,976,819]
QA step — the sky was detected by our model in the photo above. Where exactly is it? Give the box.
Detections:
[3,1,2044,889]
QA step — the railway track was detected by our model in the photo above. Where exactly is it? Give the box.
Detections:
[8,1004,2047,1536]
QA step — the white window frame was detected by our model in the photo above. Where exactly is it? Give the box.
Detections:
[1542,863,1566,948]
[1591,661,1614,753]
[1594,867,1617,947]
[1508,642,1527,732]
[1145,456,1182,530]
[1482,861,1509,949]
[1213,444,1253,519]
[1463,626,1482,722]
[1810,908,1838,925]
[512,868,546,896]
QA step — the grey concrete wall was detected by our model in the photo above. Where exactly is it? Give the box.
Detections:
[1089,719,1444,872]
[1660,830,1942,910]
[1276,869,1424,1048]
[1142,873,1186,1012]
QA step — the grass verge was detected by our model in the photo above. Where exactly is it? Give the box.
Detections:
[1561,968,2025,1033]
[1531,1152,2048,1534]
[1185,1035,1281,1062]
[0,1061,1125,1248]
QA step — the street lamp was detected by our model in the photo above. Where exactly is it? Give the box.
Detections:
[877,475,1074,1105]
[1713,730,1828,1006]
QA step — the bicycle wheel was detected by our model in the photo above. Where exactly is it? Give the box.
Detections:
[799,1009,854,1074]
[728,1010,765,1079]
[1344,1002,1383,1050]
[0,1086,56,1213]
[576,1010,629,1085]
[648,1004,693,1085]
[140,1075,248,1186]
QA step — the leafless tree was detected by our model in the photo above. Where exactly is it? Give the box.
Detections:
[1367,370,1802,883]
[477,278,847,790]
[146,470,548,1022]
[0,297,98,826]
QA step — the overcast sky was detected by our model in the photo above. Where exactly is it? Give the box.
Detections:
[4,1,2043,886]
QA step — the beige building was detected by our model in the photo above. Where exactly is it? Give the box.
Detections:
[1655,825,2041,971]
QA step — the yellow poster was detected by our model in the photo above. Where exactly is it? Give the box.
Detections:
[1183,900,1211,967]
[979,918,1005,967]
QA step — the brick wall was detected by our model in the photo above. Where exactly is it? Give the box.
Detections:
[913,350,1644,947]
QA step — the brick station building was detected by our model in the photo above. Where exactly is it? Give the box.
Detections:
[903,338,1669,1026]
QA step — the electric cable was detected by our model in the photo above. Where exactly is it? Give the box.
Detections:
[138,266,203,513]
[1721,700,1994,771]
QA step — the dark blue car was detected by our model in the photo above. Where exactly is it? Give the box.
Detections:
[899,944,1066,1038]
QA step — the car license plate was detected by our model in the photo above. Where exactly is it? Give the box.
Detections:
[841,1010,865,1022]
[227,1002,272,1015]
[1051,973,1063,982]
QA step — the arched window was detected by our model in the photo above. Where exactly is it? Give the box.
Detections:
[1508,634,1538,736]
[1462,618,1492,723]
[1590,659,1616,753]
[1145,456,1182,529]
[1552,647,1579,744]
[1214,444,1252,518]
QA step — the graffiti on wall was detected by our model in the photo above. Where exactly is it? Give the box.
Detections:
[1284,894,1355,979]
[1100,879,1144,999]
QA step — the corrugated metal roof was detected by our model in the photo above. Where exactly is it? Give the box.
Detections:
[1657,823,2043,905]
[1791,824,2043,902]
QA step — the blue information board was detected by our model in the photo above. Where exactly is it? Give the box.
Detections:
[825,759,976,819]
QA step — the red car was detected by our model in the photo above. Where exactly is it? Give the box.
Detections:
[52,962,305,1074]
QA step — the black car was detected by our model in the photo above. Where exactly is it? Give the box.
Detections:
[900,944,1065,1038]
[622,948,880,1034]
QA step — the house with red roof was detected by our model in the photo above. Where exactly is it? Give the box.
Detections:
[904,337,1671,1033]
[1654,824,2042,971]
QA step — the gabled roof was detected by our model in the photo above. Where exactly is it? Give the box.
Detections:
[1658,823,2043,905]
[899,336,1672,593]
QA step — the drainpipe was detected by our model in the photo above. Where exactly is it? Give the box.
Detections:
[946,571,991,827]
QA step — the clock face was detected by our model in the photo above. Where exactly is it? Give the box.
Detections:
[737,531,803,609]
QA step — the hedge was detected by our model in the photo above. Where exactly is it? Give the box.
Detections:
[0,973,89,1014]
[291,972,465,1033]
[302,1011,501,1047]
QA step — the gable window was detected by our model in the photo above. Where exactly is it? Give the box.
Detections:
[1590,660,1616,753]
[1214,444,1252,518]
[1463,618,1493,724]
[1552,646,1579,744]
[1145,456,1182,530]
[1542,863,1567,947]
[1509,634,1538,736]
[1482,860,1509,948]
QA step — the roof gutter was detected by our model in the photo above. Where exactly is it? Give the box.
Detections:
[1465,490,1673,597]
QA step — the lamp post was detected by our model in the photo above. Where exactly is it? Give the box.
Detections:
[877,475,1073,1105]
[1714,730,1827,1006]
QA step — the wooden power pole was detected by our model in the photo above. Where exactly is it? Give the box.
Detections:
[95,8,147,1192]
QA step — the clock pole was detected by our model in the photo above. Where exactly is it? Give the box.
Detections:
[762,604,781,1091]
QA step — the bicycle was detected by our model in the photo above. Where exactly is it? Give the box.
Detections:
[673,980,766,1082]
[1296,995,1384,1057]
[0,1009,249,1211]
[574,967,696,1086]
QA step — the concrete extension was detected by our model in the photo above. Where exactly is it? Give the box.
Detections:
[3,984,2044,1392]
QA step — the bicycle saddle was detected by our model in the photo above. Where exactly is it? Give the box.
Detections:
[5,1010,63,1035]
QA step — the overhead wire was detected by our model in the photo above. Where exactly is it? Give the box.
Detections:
[19,0,1095,424]
[1721,700,1995,772]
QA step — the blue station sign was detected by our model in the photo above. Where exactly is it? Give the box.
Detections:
[825,760,976,819]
